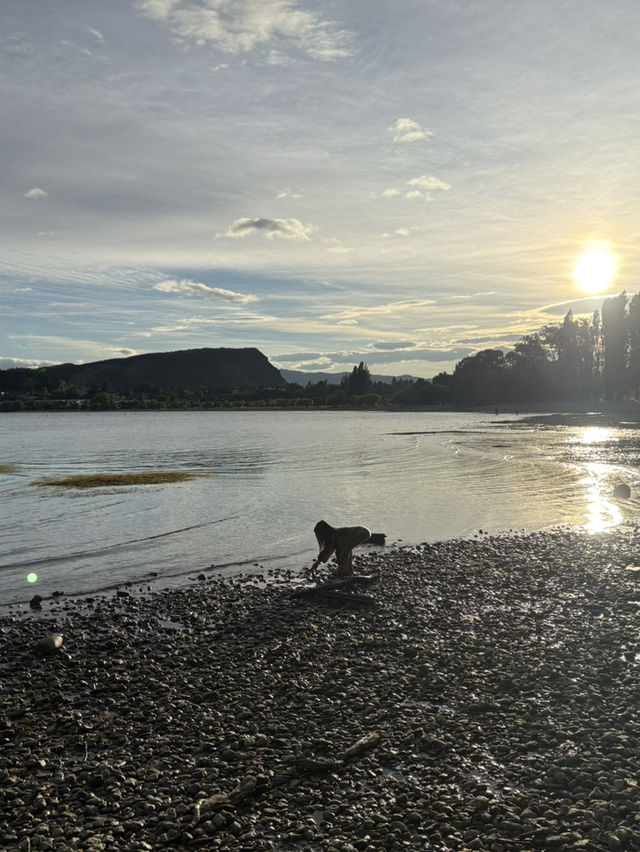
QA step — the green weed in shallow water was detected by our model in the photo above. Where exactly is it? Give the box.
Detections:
[0,464,19,474]
[32,471,196,489]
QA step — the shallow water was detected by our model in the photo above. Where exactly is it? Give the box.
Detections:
[1,409,640,603]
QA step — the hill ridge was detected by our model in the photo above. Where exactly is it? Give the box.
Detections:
[46,347,286,392]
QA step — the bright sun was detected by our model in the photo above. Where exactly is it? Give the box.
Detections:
[573,242,617,295]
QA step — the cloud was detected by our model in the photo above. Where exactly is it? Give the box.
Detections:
[138,0,354,61]
[407,175,451,192]
[0,357,55,370]
[383,176,450,202]
[24,188,48,200]
[369,341,417,351]
[224,217,314,240]
[321,298,436,323]
[88,27,105,42]
[153,278,258,302]
[539,296,609,316]
[276,187,304,199]
[389,118,433,143]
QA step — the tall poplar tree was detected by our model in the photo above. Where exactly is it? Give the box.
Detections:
[601,292,628,400]
[627,293,640,398]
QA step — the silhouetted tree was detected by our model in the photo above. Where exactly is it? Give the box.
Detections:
[505,334,553,401]
[601,292,628,400]
[628,293,640,398]
[343,362,372,395]
[452,349,506,404]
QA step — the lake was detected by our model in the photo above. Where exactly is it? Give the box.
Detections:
[2,409,640,604]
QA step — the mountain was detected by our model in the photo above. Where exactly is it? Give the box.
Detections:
[280,368,419,385]
[47,347,286,392]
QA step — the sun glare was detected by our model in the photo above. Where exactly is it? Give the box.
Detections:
[573,242,617,295]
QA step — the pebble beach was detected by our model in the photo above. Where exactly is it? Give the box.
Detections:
[2,528,640,852]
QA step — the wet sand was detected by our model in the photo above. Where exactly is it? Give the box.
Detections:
[2,527,640,851]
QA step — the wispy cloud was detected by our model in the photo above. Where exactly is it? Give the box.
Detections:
[321,299,437,323]
[137,0,354,61]
[6,334,141,362]
[369,341,417,351]
[389,117,433,143]
[153,278,258,302]
[224,217,315,240]
[276,187,304,199]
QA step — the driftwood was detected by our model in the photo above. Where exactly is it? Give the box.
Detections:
[187,731,382,832]
[292,572,380,606]
[316,572,380,589]
[298,588,376,606]
[189,775,264,828]
[289,731,382,774]
[289,756,344,772]
[341,731,382,761]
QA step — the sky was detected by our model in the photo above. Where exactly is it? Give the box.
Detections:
[2,0,640,378]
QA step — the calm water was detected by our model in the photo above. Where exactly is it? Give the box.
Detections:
[2,409,640,604]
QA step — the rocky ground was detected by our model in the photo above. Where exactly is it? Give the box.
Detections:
[3,528,640,852]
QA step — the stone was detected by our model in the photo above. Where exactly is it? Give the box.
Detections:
[33,634,63,655]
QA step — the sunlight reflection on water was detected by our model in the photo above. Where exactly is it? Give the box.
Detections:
[580,462,624,534]
[575,426,616,445]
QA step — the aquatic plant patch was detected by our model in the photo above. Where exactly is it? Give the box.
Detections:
[0,464,20,474]
[33,471,196,488]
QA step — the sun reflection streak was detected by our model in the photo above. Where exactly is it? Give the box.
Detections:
[581,462,623,534]
[576,426,614,445]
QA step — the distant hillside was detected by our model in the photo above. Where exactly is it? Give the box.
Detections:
[280,368,418,386]
[47,347,286,392]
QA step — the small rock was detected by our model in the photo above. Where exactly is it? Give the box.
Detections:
[33,634,63,656]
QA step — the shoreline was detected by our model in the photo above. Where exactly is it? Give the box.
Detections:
[3,528,640,851]
[3,400,640,418]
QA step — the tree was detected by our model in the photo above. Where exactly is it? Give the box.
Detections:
[343,362,372,395]
[505,335,553,401]
[628,293,640,398]
[541,311,592,400]
[452,349,506,404]
[601,292,628,400]
[575,318,596,399]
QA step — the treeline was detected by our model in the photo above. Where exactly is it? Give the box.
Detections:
[2,291,640,411]
[306,292,640,407]
[440,291,639,405]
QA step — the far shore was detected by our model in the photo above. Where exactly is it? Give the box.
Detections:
[3,398,640,420]
[3,527,640,850]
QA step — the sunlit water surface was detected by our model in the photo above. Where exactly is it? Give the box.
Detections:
[2,410,640,604]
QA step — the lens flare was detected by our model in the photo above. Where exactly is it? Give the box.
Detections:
[27,572,38,584]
